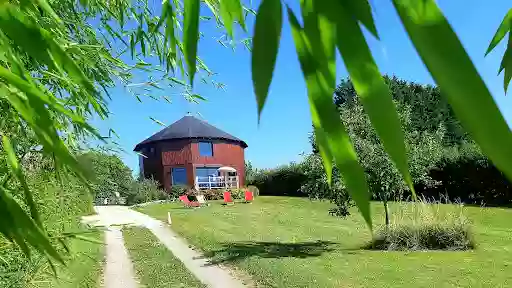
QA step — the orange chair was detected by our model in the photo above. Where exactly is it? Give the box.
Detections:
[223,191,234,205]
[179,195,200,208]
[244,190,254,203]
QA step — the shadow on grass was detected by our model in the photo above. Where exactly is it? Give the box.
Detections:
[200,240,337,265]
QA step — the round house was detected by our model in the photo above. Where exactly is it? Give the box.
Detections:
[134,115,248,190]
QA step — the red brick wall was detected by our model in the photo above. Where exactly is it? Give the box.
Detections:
[143,139,246,190]
[161,139,192,166]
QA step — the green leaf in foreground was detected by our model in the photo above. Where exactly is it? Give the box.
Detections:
[501,36,512,93]
[332,1,415,198]
[219,0,235,39]
[189,94,207,101]
[485,8,512,93]
[0,184,63,264]
[252,0,282,121]
[0,67,91,180]
[288,6,372,228]
[183,0,200,86]
[164,0,177,63]
[2,136,42,227]
[219,0,246,39]
[312,121,333,184]
[485,9,511,55]
[149,117,167,126]
[340,0,379,39]
[35,0,63,24]
[153,0,170,32]
[392,0,512,182]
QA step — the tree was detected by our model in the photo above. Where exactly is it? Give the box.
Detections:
[78,151,134,204]
[311,77,476,225]
[335,76,469,146]
[340,97,445,226]
[245,161,256,183]
[300,153,352,217]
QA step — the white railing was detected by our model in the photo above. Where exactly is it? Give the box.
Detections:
[195,176,239,190]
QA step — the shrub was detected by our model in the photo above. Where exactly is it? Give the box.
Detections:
[126,178,167,205]
[245,161,257,184]
[78,151,134,203]
[370,223,473,251]
[168,185,189,199]
[198,188,246,200]
[418,143,512,206]
[202,189,223,200]
[229,188,244,199]
[248,163,306,196]
[300,154,353,217]
[246,185,259,197]
[367,199,474,251]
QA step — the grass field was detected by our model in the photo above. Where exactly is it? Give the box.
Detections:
[136,196,512,287]
[123,227,204,288]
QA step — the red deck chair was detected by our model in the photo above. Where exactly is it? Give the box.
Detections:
[179,195,200,208]
[223,191,234,205]
[244,190,254,203]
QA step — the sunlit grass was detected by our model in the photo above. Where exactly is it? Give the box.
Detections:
[137,196,512,287]
[123,227,204,288]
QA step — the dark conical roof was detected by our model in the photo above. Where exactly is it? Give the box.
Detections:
[134,116,247,151]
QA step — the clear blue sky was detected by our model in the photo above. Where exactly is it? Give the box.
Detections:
[93,0,512,174]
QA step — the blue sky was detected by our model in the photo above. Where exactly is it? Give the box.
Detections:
[94,0,512,173]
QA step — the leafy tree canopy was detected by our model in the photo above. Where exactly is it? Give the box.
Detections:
[309,77,486,214]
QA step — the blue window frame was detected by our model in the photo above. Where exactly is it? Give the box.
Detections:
[199,141,213,157]
[171,167,187,185]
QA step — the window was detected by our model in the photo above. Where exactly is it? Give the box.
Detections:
[199,141,213,157]
[195,167,220,189]
[171,167,187,185]
[195,167,220,178]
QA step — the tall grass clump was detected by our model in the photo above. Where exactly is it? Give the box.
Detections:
[369,198,475,251]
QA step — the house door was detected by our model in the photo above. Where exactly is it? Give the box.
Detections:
[171,167,188,186]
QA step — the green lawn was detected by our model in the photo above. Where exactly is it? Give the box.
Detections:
[123,227,205,288]
[136,196,512,287]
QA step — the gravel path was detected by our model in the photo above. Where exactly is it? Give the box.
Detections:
[103,226,138,288]
[84,206,246,288]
